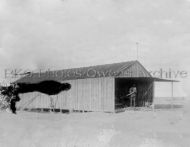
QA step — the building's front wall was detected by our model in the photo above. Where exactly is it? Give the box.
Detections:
[17,77,115,112]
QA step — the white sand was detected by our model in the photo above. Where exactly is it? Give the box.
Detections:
[0,100,190,147]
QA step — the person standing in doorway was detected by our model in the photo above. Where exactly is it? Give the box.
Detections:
[129,84,137,107]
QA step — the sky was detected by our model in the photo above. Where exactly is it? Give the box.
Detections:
[0,0,189,96]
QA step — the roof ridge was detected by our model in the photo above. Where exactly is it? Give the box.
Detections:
[27,60,137,75]
[15,60,150,83]
[53,60,137,72]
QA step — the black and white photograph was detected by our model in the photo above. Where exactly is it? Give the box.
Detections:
[0,0,190,146]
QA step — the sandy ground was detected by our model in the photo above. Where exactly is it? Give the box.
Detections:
[0,101,190,147]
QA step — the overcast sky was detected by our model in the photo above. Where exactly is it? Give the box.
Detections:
[0,0,189,96]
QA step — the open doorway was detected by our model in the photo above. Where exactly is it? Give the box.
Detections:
[115,78,154,109]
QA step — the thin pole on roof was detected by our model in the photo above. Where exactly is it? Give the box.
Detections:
[136,42,139,77]
[136,42,139,61]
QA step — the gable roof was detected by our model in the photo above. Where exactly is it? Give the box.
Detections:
[15,60,152,84]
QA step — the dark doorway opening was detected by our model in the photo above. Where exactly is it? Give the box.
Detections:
[115,78,154,109]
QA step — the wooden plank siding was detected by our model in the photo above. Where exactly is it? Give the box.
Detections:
[121,62,151,78]
[17,77,115,112]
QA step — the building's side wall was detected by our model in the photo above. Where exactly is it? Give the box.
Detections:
[17,77,115,112]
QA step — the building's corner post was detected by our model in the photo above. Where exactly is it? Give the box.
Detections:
[113,78,116,113]
[171,81,174,109]
[152,81,155,111]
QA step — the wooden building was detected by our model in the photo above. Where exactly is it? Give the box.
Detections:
[15,60,172,112]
